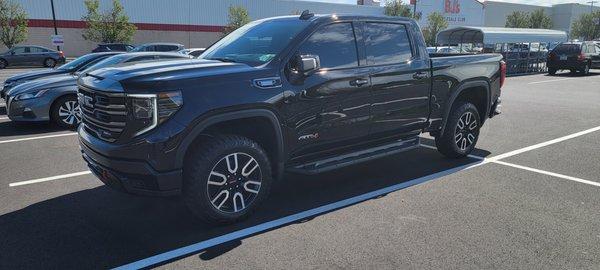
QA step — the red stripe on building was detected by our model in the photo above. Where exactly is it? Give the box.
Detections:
[27,19,224,33]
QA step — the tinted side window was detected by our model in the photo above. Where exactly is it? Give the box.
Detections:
[12,47,25,54]
[364,23,412,65]
[299,23,358,69]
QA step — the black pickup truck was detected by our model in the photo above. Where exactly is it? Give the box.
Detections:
[78,12,504,224]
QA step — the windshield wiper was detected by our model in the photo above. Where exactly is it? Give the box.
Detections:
[207,57,237,63]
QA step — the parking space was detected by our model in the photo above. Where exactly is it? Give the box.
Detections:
[0,71,599,269]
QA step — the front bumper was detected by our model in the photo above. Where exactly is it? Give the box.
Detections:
[79,126,183,196]
[5,95,51,122]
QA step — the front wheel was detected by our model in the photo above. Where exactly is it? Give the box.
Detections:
[548,68,556,75]
[51,95,81,129]
[183,135,273,224]
[435,102,481,158]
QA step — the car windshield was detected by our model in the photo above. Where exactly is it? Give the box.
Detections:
[130,46,147,52]
[78,55,129,74]
[57,54,99,71]
[202,18,309,66]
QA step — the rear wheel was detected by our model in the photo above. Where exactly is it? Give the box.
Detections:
[580,62,590,76]
[183,135,272,224]
[435,102,481,158]
[0,59,7,69]
[548,68,556,75]
[43,58,56,68]
[51,95,81,129]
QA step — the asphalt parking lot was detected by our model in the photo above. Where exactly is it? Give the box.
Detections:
[0,68,599,269]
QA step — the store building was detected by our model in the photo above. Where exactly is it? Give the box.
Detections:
[11,0,383,56]
[7,0,600,56]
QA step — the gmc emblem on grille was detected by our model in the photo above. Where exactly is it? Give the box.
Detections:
[83,96,93,107]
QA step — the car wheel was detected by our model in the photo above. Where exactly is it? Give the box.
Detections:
[44,58,56,68]
[581,62,590,76]
[435,102,481,158]
[0,59,7,69]
[183,135,272,224]
[51,95,82,129]
[548,68,556,75]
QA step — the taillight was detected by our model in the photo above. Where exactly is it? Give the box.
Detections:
[577,53,585,62]
[549,53,556,61]
[500,61,506,88]
[58,51,64,58]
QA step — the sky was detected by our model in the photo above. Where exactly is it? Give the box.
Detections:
[308,0,597,7]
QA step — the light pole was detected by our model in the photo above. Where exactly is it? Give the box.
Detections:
[50,0,60,51]
[588,1,598,13]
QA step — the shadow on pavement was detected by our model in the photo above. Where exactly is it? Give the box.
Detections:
[0,120,66,138]
[0,146,491,269]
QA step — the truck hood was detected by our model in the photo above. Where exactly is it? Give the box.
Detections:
[6,74,76,96]
[80,59,258,93]
[5,68,69,84]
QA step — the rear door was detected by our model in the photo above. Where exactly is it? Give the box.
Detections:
[364,22,431,138]
[590,43,600,68]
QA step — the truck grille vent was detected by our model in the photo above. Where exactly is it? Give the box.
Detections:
[78,86,127,142]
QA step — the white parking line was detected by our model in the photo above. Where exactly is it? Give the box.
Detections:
[527,78,574,85]
[8,171,91,187]
[0,132,77,144]
[114,159,486,270]
[487,126,600,162]
[494,160,600,187]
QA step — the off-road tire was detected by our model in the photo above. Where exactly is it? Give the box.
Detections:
[435,102,481,158]
[183,135,273,225]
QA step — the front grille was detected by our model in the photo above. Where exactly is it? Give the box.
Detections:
[78,86,127,142]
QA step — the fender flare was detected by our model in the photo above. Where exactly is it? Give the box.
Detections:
[439,80,490,136]
[175,109,285,180]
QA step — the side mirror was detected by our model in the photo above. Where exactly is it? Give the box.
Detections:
[297,54,320,76]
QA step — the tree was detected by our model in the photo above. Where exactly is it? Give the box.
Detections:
[505,11,530,28]
[423,12,448,46]
[0,0,28,49]
[570,11,600,40]
[529,9,552,29]
[384,0,421,20]
[222,5,250,36]
[81,0,136,43]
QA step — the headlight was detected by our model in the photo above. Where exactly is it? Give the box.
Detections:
[14,89,48,101]
[128,91,183,136]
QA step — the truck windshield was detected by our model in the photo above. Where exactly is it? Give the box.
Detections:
[202,18,309,67]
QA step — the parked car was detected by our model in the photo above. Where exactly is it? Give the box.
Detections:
[78,13,505,224]
[131,43,185,52]
[4,52,191,128]
[1,52,121,99]
[91,43,135,53]
[179,48,206,57]
[0,45,65,69]
[547,41,600,75]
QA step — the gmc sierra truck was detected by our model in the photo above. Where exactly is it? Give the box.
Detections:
[78,12,505,224]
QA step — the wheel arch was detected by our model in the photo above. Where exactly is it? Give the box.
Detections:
[439,80,490,136]
[176,109,285,180]
[49,92,78,119]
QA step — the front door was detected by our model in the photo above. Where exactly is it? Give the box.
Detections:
[363,22,431,139]
[283,21,371,159]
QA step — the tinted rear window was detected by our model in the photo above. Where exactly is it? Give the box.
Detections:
[554,44,581,54]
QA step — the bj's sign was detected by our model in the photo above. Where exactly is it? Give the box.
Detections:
[416,0,484,27]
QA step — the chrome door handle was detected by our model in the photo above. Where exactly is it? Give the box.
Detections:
[413,72,428,80]
[351,78,369,87]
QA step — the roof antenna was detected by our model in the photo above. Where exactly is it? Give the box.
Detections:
[300,10,314,20]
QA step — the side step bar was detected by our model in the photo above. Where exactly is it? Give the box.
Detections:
[288,137,420,175]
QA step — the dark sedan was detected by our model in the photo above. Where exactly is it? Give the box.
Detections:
[0,45,65,69]
[1,52,121,98]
